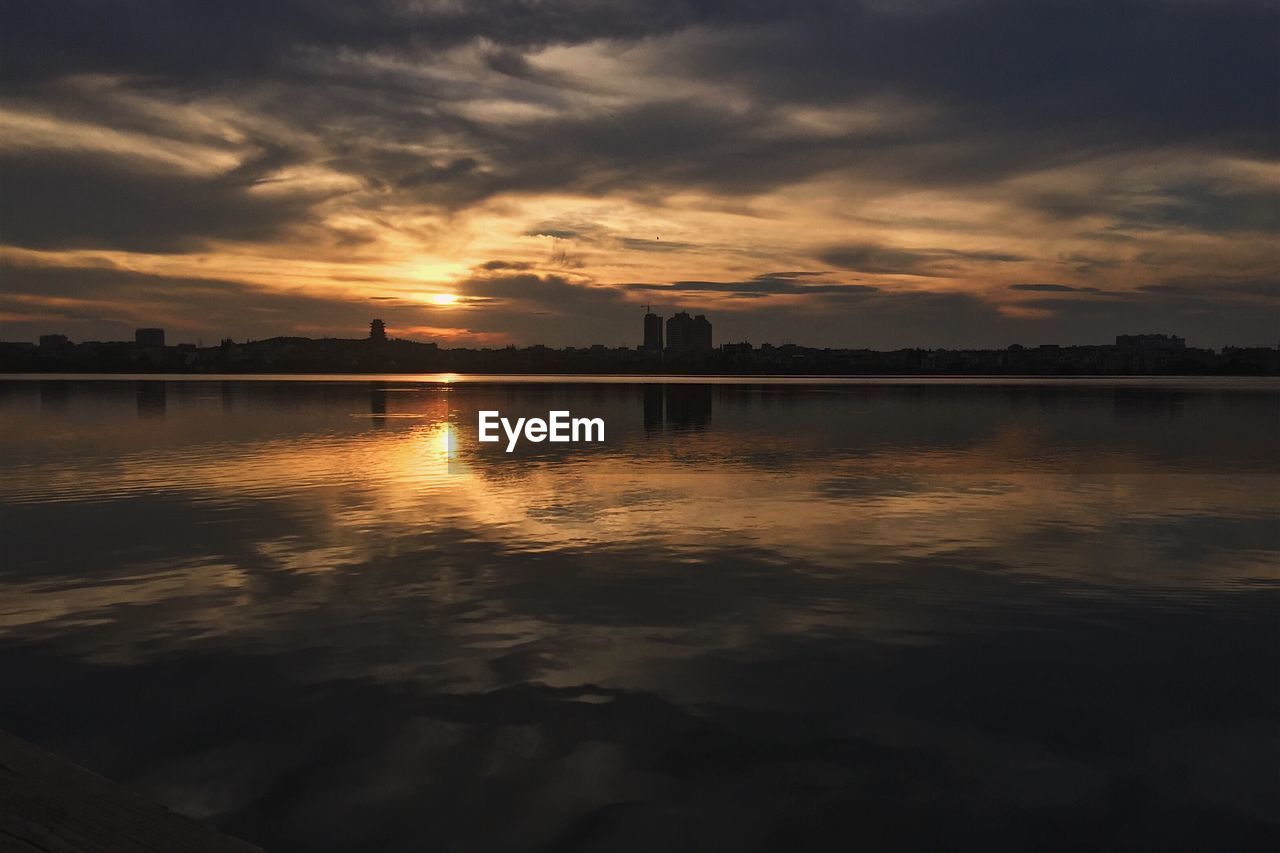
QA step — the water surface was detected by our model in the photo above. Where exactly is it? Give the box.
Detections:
[1,377,1277,851]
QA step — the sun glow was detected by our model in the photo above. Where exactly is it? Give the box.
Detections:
[430,293,459,306]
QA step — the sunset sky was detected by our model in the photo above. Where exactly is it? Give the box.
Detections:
[2,0,1277,349]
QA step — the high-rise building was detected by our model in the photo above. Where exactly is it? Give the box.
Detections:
[666,311,691,352]
[666,311,712,353]
[370,319,387,341]
[39,334,71,350]
[134,328,165,347]
[642,307,664,352]
[1116,333,1185,349]
[690,314,712,351]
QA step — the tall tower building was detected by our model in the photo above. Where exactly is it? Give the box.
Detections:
[690,314,712,350]
[370,319,387,342]
[666,311,692,353]
[666,312,712,353]
[135,328,165,347]
[643,306,664,352]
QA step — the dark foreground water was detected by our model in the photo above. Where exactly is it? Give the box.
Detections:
[1,376,1277,851]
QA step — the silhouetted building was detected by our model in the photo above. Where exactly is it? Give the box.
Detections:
[1116,333,1185,349]
[135,328,165,347]
[666,311,713,353]
[665,384,712,429]
[666,312,692,352]
[642,307,664,352]
[690,314,712,351]
[0,341,35,360]
[39,334,71,350]
[5,322,1276,376]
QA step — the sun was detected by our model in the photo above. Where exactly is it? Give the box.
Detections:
[430,293,459,306]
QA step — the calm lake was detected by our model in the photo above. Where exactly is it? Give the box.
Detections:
[1,376,1277,851]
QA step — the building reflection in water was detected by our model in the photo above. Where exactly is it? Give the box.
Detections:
[642,384,714,433]
[1112,388,1187,419]
[643,385,664,433]
[665,384,712,431]
[135,381,166,420]
[39,380,70,412]
[0,377,1277,852]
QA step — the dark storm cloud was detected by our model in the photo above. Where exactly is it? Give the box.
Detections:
[1010,284,1101,293]
[464,272,621,307]
[626,279,878,298]
[371,0,1279,204]
[525,229,583,240]
[1003,285,1280,348]
[1027,182,1280,235]
[0,0,756,83]
[0,151,320,252]
[0,261,577,346]
[819,244,1024,276]
[6,2,1276,178]
[269,0,1269,217]
[619,238,700,252]
[681,0,1279,158]
[485,99,855,197]
[524,223,700,251]
[1,263,635,345]
[445,271,652,343]
[6,260,1278,349]
[1117,184,1280,235]
[395,157,483,191]
[1060,253,1124,276]
[2,0,1275,346]
[480,260,534,271]
[5,0,1273,227]
[0,264,390,341]
[465,267,879,311]
[1138,277,1280,300]
[1003,276,1280,347]
[1211,279,1279,299]
[720,283,1280,350]
[357,98,875,207]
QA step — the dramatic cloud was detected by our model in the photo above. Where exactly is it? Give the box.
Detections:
[1,0,1276,347]
[0,150,321,252]
[820,244,1025,277]
[1009,284,1101,293]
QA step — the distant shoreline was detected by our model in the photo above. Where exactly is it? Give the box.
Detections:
[6,334,1276,376]
[4,372,1279,386]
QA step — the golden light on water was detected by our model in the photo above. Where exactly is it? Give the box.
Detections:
[435,423,458,460]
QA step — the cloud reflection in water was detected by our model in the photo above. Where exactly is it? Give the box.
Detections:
[0,378,1276,851]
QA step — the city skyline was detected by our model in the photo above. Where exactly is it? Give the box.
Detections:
[2,1,1277,349]
[8,311,1277,377]
[7,311,1251,354]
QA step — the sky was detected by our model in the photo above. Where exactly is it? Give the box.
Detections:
[1,0,1277,349]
